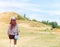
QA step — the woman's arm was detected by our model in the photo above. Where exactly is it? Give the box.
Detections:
[15,24,20,35]
[8,24,11,35]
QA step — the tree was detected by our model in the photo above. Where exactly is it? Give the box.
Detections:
[24,14,26,18]
[50,22,58,28]
[24,14,30,20]
[42,21,59,29]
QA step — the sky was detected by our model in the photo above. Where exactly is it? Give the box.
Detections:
[0,0,60,25]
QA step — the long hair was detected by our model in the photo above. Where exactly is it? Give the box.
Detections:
[10,19,17,30]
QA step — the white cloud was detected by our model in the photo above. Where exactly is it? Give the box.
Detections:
[51,3,60,7]
[45,10,60,16]
[0,0,60,17]
[0,0,42,13]
[0,1,40,9]
[0,1,24,7]
[21,0,29,2]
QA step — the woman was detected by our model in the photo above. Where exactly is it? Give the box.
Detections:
[8,17,19,47]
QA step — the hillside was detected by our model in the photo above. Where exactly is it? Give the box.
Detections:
[0,12,51,30]
[0,12,26,23]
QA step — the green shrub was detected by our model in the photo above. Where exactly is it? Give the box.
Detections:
[42,21,60,28]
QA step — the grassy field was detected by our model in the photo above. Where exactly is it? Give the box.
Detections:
[0,22,60,47]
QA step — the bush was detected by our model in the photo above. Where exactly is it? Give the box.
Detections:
[17,15,26,20]
[50,22,58,28]
[42,20,50,25]
[32,19,38,22]
[42,21,60,28]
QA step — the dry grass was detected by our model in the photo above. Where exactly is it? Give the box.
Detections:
[0,22,60,47]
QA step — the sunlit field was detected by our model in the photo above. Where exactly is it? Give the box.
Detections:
[0,22,60,47]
